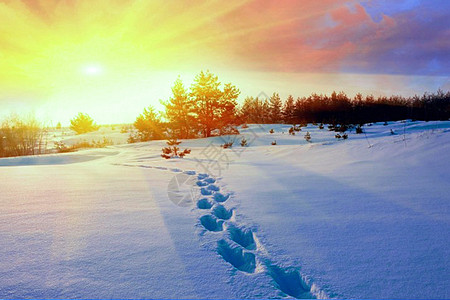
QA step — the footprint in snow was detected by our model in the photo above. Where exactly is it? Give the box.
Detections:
[212,204,233,220]
[197,198,213,210]
[196,180,209,187]
[198,173,208,180]
[217,239,256,273]
[227,224,256,250]
[201,188,213,196]
[204,177,216,184]
[200,215,223,232]
[213,192,230,203]
[207,184,220,192]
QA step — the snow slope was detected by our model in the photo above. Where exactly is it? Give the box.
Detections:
[0,121,449,298]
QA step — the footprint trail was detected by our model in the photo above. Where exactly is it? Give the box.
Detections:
[115,162,326,299]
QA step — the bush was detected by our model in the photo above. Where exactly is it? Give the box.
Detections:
[271,140,277,145]
[240,137,248,147]
[161,139,190,159]
[355,125,363,134]
[304,131,311,142]
[221,141,234,149]
[54,137,113,153]
[70,113,99,134]
[0,115,46,157]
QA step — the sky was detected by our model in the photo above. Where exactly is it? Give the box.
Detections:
[0,0,449,125]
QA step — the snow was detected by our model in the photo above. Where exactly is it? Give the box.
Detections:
[1,121,449,298]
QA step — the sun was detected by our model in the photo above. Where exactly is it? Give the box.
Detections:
[82,64,104,76]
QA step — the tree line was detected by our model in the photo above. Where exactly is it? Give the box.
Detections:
[131,72,449,142]
[1,70,449,157]
[238,90,450,125]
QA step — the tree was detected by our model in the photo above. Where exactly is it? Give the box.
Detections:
[134,106,164,141]
[269,92,282,123]
[161,138,191,159]
[190,70,240,137]
[283,95,295,124]
[161,78,197,139]
[70,113,99,134]
[219,83,240,132]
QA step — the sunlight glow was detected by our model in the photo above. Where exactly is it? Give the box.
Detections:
[82,64,104,76]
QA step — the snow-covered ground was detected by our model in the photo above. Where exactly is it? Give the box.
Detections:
[1,121,449,299]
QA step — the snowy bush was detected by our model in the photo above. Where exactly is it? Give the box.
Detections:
[240,138,248,147]
[221,141,234,149]
[304,131,311,142]
[161,139,191,159]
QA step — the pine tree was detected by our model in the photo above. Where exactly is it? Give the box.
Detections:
[134,106,164,141]
[190,71,240,137]
[269,93,282,123]
[282,95,295,124]
[70,113,99,134]
[262,99,271,123]
[161,78,196,139]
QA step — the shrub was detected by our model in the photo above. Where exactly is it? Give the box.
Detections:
[304,131,311,142]
[288,127,296,135]
[221,141,234,149]
[54,137,113,153]
[0,115,46,157]
[355,125,363,134]
[161,138,191,159]
[269,128,274,134]
[70,113,99,134]
[120,126,129,133]
[240,138,248,147]
[220,125,240,135]
[342,133,348,139]
[271,140,277,145]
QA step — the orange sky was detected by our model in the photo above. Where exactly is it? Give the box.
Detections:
[0,0,448,124]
